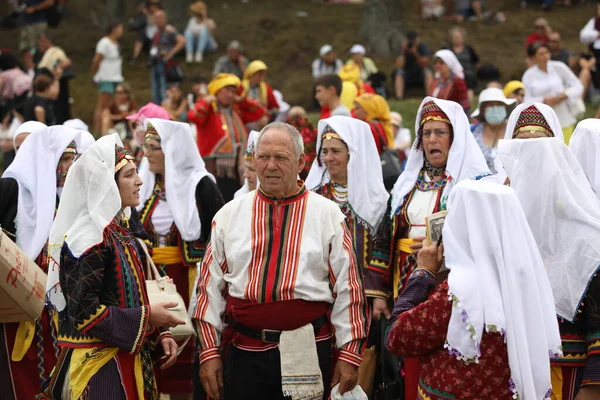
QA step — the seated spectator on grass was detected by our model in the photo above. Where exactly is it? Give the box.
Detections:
[339,63,375,97]
[242,60,279,120]
[525,17,551,48]
[130,0,162,63]
[312,44,343,79]
[346,44,378,83]
[549,32,576,70]
[450,0,483,23]
[161,84,187,122]
[184,1,217,64]
[19,0,55,53]
[286,106,317,179]
[22,70,58,125]
[503,80,526,105]
[35,32,72,124]
[101,82,137,136]
[428,50,470,114]
[315,74,351,120]
[520,0,554,12]
[392,31,432,100]
[212,40,249,79]
[446,26,480,101]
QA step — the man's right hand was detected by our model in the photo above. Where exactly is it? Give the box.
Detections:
[200,357,224,400]
[372,298,391,320]
[148,302,186,328]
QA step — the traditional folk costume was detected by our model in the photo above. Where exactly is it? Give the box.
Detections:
[233,130,259,199]
[428,50,470,115]
[136,119,224,395]
[569,119,600,201]
[370,97,490,400]
[498,138,600,399]
[354,93,393,155]
[491,101,564,185]
[187,73,266,201]
[288,114,318,179]
[241,60,279,117]
[41,134,172,400]
[306,116,389,294]
[192,181,369,399]
[0,126,93,400]
[387,180,562,399]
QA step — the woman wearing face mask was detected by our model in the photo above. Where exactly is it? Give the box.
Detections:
[470,88,516,173]
[43,134,183,399]
[0,126,94,400]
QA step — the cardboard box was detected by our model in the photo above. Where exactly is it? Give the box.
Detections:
[0,230,47,322]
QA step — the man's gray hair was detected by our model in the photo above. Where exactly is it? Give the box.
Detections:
[256,122,305,158]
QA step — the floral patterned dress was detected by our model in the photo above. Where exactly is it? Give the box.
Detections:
[386,272,513,399]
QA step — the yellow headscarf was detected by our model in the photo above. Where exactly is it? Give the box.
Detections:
[339,63,360,85]
[242,60,269,106]
[208,73,241,95]
[340,81,358,111]
[355,93,393,147]
[503,80,525,98]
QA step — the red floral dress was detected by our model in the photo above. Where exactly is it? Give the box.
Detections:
[386,278,514,399]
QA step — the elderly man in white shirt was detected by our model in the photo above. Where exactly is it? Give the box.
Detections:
[312,44,344,79]
[193,122,369,400]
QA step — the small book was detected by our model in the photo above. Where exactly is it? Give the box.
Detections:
[425,210,448,243]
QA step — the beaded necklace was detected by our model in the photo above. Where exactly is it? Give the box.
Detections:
[424,160,446,180]
[415,169,448,191]
[330,181,348,204]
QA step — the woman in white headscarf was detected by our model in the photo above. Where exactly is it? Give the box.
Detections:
[306,116,389,316]
[136,118,224,398]
[498,138,600,399]
[491,100,564,185]
[0,125,93,400]
[569,118,600,201]
[428,49,470,114]
[11,120,47,151]
[44,134,181,400]
[370,97,489,400]
[234,130,259,198]
[386,179,561,399]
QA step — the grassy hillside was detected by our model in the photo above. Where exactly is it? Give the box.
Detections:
[0,0,596,129]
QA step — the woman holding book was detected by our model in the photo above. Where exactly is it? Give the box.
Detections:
[369,97,490,400]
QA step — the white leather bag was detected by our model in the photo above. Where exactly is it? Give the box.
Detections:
[137,239,194,355]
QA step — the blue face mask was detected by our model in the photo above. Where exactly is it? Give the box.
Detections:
[484,106,507,125]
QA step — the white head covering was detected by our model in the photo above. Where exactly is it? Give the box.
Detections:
[390,97,490,216]
[491,101,564,184]
[498,138,600,321]
[10,121,47,150]
[470,87,516,118]
[503,101,563,141]
[306,116,389,231]
[444,179,561,400]
[63,118,90,133]
[569,118,600,200]
[350,44,366,55]
[234,130,260,199]
[137,118,215,241]
[46,133,127,311]
[2,126,95,259]
[433,49,464,79]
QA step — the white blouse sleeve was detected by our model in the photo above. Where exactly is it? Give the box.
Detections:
[580,18,599,45]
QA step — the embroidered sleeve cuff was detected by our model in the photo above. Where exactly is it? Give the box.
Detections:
[77,305,109,334]
[199,347,221,365]
[338,349,363,368]
[587,332,600,357]
[130,305,150,355]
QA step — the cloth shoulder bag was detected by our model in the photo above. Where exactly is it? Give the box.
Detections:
[137,239,194,354]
